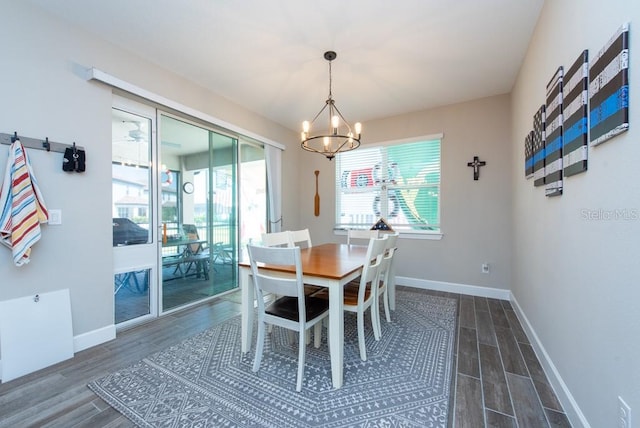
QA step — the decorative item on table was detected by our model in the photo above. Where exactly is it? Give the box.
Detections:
[371,218,393,231]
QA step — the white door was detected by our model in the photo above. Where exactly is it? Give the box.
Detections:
[112,97,158,327]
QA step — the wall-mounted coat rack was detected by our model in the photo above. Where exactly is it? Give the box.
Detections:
[0,132,83,154]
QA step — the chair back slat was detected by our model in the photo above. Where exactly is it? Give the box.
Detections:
[247,245,303,300]
[347,229,379,245]
[352,237,387,304]
[290,228,312,248]
[183,223,204,253]
[261,231,293,248]
[379,232,399,278]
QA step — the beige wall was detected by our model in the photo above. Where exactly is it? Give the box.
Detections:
[0,1,299,339]
[511,1,639,426]
[300,95,513,291]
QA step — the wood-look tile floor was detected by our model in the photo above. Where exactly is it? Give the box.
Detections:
[452,292,572,427]
[0,287,571,427]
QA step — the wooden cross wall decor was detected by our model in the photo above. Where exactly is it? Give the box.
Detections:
[467,156,486,180]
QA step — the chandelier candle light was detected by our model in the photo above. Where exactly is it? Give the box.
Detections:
[301,51,362,160]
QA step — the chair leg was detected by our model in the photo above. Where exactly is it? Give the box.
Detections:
[372,304,381,341]
[297,329,306,392]
[326,319,331,353]
[371,294,382,341]
[253,319,266,372]
[357,310,367,361]
[313,322,322,348]
[200,260,210,280]
[383,289,391,323]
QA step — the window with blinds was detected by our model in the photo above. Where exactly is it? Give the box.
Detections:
[335,138,441,232]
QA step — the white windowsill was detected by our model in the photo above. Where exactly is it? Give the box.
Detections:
[333,229,443,240]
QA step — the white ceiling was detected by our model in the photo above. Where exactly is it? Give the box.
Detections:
[27,0,543,133]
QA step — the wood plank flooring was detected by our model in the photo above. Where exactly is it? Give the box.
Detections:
[452,293,572,427]
[0,287,571,427]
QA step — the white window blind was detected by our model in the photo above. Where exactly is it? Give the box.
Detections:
[335,138,441,232]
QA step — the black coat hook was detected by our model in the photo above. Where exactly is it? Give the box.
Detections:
[42,137,50,152]
[11,131,18,143]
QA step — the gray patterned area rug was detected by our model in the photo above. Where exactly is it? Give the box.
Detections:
[88,289,457,427]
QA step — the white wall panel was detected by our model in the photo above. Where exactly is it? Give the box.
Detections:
[0,289,73,382]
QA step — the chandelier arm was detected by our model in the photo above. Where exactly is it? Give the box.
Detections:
[309,102,330,126]
[332,137,360,154]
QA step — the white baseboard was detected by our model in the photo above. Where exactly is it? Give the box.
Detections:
[509,294,590,428]
[73,324,116,353]
[397,276,511,300]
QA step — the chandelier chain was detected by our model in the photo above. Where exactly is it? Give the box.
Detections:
[328,59,333,100]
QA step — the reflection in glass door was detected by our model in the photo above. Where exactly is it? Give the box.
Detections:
[159,114,238,311]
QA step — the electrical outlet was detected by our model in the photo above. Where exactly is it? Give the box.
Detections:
[619,396,631,428]
[481,263,489,274]
[49,209,62,225]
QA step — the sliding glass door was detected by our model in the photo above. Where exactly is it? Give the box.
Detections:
[159,114,238,311]
[112,95,268,324]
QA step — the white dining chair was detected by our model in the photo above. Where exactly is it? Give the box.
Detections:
[374,232,399,335]
[261,231,293,247]
[261,230,319,341]
[181,223,209,279]
[347,229,379,245]
[315,236,387,361]
[290,228,312,248]
[247,244,329,392]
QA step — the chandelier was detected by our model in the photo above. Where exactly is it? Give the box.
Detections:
[301,51,361,160]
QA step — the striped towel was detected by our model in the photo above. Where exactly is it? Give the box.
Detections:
[0,139,49,266]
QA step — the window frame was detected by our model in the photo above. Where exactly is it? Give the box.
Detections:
[334,133,444,240]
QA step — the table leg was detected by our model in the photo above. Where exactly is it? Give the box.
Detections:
[240,267,253,353]
[388,263,396,311]
[328,282,344,389]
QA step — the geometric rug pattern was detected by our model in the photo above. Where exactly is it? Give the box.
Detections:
[89,289,457,427]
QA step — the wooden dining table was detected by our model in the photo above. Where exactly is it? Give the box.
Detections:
[239,242,368,389]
